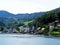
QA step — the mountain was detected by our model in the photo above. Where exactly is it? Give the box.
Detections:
[0,7,60,27]
[0,10,45,27]
[0,10,14,18]
[0,7,60,32]
[15,12,45,21]
[0,10,45,22]
[32,7,60,27]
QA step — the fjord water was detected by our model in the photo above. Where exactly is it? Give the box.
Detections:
[0,34,60,45]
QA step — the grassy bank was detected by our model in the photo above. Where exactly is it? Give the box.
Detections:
[50,31,60,36]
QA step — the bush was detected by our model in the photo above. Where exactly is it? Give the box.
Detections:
[50,31,60,36]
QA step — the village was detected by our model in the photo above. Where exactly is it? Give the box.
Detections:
[0,20,60,36]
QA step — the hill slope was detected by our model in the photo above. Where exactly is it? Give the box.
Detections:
[0,10,45,21]
[32,7,60,27]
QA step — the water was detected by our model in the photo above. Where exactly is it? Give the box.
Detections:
[0,34,60,45]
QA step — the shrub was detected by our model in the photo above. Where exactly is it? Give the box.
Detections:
[50,31,60,36]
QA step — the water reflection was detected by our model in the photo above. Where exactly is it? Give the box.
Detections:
[0,34,60,45]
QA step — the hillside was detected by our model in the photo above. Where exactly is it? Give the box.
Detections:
[0,10,45,28]
[0,10,45,21]
[32,7,60,27]
[15,12,45,21]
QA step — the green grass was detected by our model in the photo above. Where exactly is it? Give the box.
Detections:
[50,31,60,36]
[23,21,30,25]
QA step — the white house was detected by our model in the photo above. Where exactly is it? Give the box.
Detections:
[41,28,45,31]
[19,26,24,32]
[12,28,19,33]
[24,26,30,33]
[37,27,41,30]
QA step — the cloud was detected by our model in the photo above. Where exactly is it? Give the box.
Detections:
[0,0,60,14]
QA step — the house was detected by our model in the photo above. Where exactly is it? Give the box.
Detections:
[19,26,25,33]
[55,20,59,23]
[49,20,59,30]
[49,22,55,30]
[29,26,35,33]
[37,27,41,30]
[58,25,60,27]
[41,28,45,31]
[3,27,9,33]
[19,26,30,33]
[12,28,19,33]
[3,27,18,33]
[24,26,30,33]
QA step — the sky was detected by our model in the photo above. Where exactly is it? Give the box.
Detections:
[0,0,60,14]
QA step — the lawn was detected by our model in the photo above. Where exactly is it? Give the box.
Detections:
[23,21,30,25]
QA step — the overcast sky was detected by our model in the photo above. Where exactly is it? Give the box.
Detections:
[0,0,60,14]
